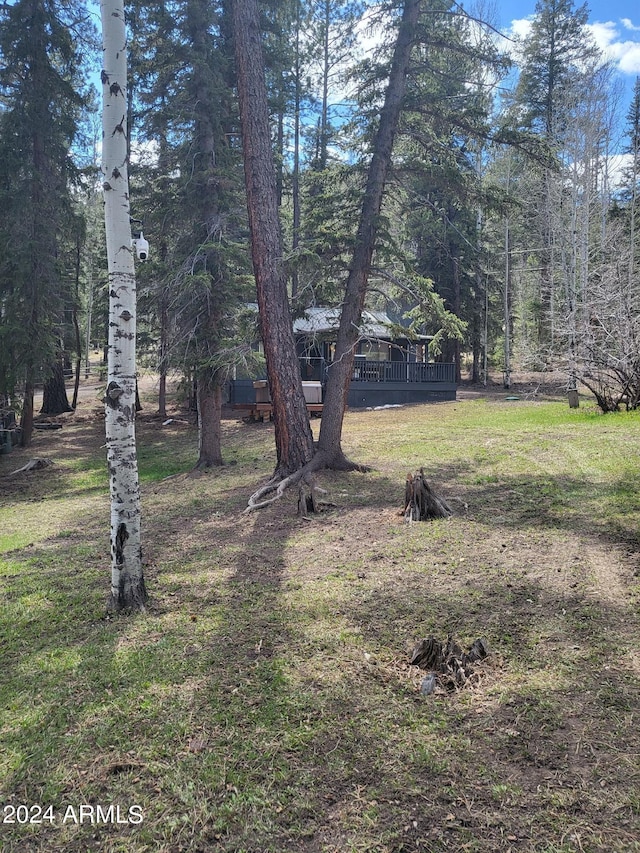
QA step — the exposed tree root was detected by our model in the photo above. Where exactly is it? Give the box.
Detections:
[245,450,370,513]
[246,469,308,512]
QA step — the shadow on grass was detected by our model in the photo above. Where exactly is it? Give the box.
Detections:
[341,459,640,561]
[455,467,640,557]
[149,456,640,850]
[2,428,640,851]
[192,521,640,852]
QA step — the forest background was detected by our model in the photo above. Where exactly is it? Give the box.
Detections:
[2,2,640,849]
[1,0,640,453]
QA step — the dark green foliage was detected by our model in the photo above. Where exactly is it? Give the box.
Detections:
[128,0,254,462]
[130,0,251,373]
[0,0,95,428]
[384,1,510,372]
[515,0,599,137]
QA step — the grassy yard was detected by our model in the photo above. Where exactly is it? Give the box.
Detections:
[1,390,639,852]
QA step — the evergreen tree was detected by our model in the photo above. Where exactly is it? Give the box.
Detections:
[620,77,640,285]
[130,0,251,468]
[511,0,600,364]
[364,0,509,381]
[233,0,316,484]
[305,0,364,172]
[515,0,599,138]
[0,0,94,444]
[316,0,422,465]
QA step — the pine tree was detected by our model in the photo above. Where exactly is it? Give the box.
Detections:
[130,0,251,469]
[0,0,93,444]
[511,0,600,363]
[233,0,316,483]
[399,0,504,379]
[334,0,509,384]
[316,0,422,464]
[516,0,599,138]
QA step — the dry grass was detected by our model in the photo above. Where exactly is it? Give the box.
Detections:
[1,384,639,852]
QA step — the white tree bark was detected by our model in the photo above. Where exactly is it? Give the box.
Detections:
[101,0,146,610]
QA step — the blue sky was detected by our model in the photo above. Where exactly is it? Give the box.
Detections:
[355,2,639,104]
[498,0,640,87]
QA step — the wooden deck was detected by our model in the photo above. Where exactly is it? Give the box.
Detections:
[233,402,323,422]
[230,362,456,411]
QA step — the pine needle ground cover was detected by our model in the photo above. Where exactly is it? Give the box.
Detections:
[1,389,639,852]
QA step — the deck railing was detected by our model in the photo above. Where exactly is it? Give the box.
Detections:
[298,357,455,384]
[231,359,456,407]
[351,360,455,383]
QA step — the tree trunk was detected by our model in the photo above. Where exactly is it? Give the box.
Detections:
[195,372,223,468]
[291,0,301,299]
[158,370,167,420]
[41,359,73,415]
[232,0,315,478]
[101,0,146,611]
[319,0,330,170]
[72,232,82,409]
[504,217,512,389]
[158,300,168,419]
[19,379,35,448]
[72,305,82,410]
[452,256,462,384]
[317,0,421,464]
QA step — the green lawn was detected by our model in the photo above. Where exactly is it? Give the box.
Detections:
[1,395,639,852]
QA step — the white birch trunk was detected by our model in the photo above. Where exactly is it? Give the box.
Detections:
[101,0,146,610]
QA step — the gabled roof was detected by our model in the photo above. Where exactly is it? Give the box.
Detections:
[293,307,395,339]
[247,303,430,341]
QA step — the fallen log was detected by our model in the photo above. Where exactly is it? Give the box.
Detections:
[7,458,54,477]
[404,468,451,522]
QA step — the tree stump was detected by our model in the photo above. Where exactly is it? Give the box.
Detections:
[404,468,452,522]
[567,389,579,409]
[410,634,489,692]
[297,480,318,517]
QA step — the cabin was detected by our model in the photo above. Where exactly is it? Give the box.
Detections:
[229,307,456,412]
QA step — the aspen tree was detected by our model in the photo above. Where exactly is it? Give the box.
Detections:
[101,0,146,610]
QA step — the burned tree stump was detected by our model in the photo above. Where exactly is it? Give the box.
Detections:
[297,474,336,517]
[297,480,318,517]
[410,634,489,692]
[409,636,443,670]
[404,468,451,522]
